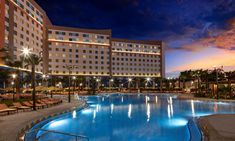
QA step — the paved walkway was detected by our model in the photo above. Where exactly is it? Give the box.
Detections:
[199,114,235,141]
[0,97,84,141]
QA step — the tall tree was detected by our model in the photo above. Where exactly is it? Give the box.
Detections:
[23,54,42,110]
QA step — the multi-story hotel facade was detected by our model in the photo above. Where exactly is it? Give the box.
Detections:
[0,0,51,73]
[0,0,165,78]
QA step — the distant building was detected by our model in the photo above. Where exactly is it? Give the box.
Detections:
[0,0,165,78]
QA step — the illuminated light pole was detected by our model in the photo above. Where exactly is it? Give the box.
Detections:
[12,74,17,101]
[72,76,76,94]
[109,78,114,88]
[96,78,101,90]
[79,83,83,90]
[42,74,49,87]
[128,78,132,89]
[146,77,151,88]
[66,65,77,103]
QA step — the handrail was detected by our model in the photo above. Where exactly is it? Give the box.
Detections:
[25,128,89,141]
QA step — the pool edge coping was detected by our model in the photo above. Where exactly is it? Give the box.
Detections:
[17,100,88,141]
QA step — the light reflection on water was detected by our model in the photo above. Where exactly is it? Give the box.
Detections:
[38,94,235,141]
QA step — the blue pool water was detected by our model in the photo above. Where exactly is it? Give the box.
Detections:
[31,94,235,141]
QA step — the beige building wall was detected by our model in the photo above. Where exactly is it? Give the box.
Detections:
[111,38,162,78]
[47,26,112,76]
[1,0,47,73]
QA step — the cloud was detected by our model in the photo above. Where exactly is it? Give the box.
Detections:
[172,47,235,72]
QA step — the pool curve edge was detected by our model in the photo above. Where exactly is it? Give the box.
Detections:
[17,100,88,141]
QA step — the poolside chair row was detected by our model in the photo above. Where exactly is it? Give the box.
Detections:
[0,98,62,116]
[0,94,47,100]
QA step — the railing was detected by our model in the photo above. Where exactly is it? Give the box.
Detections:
[24,128,89,141]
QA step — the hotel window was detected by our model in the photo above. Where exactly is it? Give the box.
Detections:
[55,31,66,35]
[83,34,89,38]
[69,33,79,36]
[96,35,104,39]
[69,38,77,41]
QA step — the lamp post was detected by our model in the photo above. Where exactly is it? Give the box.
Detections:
[72,76,76,94]
[79,83,83,90]
[65,65,77,103]
[109,78,114,88]
[96,78,100,90]
[146,77,151,88]
[42,74,49,87]
[128,78,132,89]
[12,74,16,101]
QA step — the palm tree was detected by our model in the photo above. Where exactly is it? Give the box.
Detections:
[192,70,202,93]
[23,54,42,110]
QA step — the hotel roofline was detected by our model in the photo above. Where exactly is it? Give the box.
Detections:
[111,38,162,45]
[47,25,112,35]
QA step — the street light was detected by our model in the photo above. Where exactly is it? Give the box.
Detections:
[12,74,17,101]
[146,78,151,82]
[109,78,114,88]
[22,47,31,57]
[79,83,83,90]
[42,74,49,87]
[128,78,132,89]
[72,76,76,94]
[146,77,151,88]
[65,65,77,103]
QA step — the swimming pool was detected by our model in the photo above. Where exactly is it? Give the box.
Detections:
[26,94,235,141]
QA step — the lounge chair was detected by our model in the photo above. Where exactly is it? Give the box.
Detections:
[22,101,41,109]
[29,101,46,108]
[0,104,17,115]
[22,101,33,108]
[38,100,52,107]
[41,99,56,105]
[13,102,31,111]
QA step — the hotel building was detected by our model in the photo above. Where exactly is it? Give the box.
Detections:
[47,25,112,76]
[0,0,51,73]
[0,0,165,78]
[111,38,164,78]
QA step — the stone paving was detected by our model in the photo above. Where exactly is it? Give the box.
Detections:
[0,96,83,141]
[199,114,235,141]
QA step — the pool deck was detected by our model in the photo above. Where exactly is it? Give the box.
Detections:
[0,96,84,141]
[199,114,235,141]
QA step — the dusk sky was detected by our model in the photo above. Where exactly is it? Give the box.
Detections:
[35,0,235,77]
